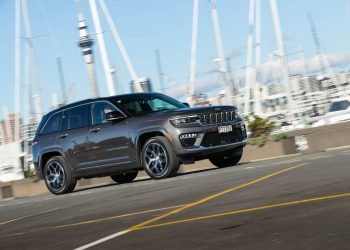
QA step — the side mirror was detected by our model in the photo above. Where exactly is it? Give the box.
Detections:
[182,102,190,108]
[106,111,126,122]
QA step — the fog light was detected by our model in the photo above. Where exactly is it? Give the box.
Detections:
[179,133,198,148]
[179,133,198,140]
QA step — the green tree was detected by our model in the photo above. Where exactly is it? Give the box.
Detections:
[245,113,276,138]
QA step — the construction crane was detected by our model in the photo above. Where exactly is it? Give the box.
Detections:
[89,0,116,96]
[254,0,262,115]
[155,49,165,93]
[14,0,21,141]
[307,13,340,91]
[98,0,143,93]
[269,0,294,116]
[209,0,233,105]
[21,0,43,122]
[188,0,199,101]
[244,0,256,115]
[56,57,67,104]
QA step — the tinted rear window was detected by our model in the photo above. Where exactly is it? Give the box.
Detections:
[62,105,89,130]
[41,112,62,135]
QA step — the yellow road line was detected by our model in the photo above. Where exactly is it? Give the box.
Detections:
[0,207,64,226]
[54,204,187,229]
[135,192,350,231]
[0,231,29,238]
[0,190,126,227]
[127,163,308,231]
[273,158,303,164]
[0,188,135,226]
[0,203,187,238]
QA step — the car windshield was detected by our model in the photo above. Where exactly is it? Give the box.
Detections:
[111,93,187,116]
[329,100,350,112]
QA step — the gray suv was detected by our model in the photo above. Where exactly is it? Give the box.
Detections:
[33,93,247,194]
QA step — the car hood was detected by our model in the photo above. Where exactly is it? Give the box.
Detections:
[151,105,236,117]
[129,105,240,124]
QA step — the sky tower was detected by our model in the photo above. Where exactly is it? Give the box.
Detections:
[77,0,99,98]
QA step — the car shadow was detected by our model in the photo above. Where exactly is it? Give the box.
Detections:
[73,162,248,193]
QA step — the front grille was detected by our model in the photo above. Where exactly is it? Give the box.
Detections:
[201,129,243,147]
[180,138,196,148]
[199,111,237,125]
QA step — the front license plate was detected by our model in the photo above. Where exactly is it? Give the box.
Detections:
[218,125,233,133]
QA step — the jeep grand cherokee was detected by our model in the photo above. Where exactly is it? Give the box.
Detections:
[32,93,247,194]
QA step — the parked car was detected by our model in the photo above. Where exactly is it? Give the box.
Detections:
[312,97,350,127]
[32,93,247,194]
[0,164,23,183]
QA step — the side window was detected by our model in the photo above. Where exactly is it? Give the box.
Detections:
[64,105,89,130]
[41,112,62,135]
[91,102,118,125]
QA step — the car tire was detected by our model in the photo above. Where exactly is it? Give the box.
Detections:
[141,136,180,179]
[111,171,138,184]
[209,152,242,168]
[43,156,77,195]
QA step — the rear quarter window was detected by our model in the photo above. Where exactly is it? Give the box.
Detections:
[41,112,62,135]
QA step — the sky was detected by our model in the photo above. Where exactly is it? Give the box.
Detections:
[1,0,350,121]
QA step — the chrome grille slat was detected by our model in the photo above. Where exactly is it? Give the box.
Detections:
[199,110,237,125]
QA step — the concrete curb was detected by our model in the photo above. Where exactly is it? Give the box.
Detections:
[325,145,350,151]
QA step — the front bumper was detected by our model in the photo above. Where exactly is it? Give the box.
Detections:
[170,121,247,156]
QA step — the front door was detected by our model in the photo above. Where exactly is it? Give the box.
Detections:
[86,101,131,168]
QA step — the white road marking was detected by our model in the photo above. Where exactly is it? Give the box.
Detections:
[74,230,130,250]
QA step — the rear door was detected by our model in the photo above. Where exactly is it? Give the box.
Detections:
[86,101,131,168]
[58,104,90,170]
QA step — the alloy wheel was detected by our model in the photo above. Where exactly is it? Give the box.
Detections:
[45,161,66,192]
[143,142,168,177]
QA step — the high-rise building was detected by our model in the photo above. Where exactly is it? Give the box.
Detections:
[130,77,153,93]
[0,114,21,145]
[21,118,39,141]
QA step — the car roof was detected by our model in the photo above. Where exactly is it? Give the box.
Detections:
[44,92,162,117]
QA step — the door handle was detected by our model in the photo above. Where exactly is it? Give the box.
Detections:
[90,128,100,133]
[58,133,69,139]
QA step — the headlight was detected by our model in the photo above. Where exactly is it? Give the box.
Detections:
[169,115,199,126]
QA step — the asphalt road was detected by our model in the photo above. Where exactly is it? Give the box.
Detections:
[1,149,350,250]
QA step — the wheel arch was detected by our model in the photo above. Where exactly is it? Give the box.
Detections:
[39,150,64,171]
[137,130,167,154]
